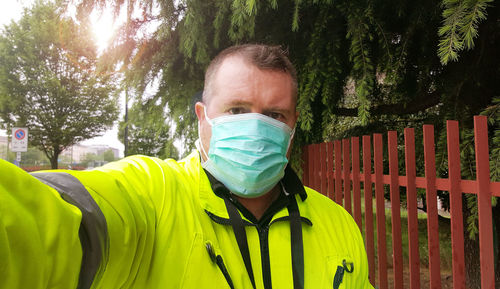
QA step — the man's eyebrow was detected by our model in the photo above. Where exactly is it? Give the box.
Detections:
[262,107,289,114]
[224,100,253,107]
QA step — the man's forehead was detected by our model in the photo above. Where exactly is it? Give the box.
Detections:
[205,54,296,107]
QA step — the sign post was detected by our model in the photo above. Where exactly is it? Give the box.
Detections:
[11,127,28,166]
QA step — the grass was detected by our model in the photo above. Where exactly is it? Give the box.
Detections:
[357,196,453,274]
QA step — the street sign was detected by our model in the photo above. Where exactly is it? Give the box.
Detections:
[11,127,28,152]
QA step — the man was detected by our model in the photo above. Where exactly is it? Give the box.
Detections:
[0,44,372,289]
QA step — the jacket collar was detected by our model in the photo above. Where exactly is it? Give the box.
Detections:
[190,150,309,222]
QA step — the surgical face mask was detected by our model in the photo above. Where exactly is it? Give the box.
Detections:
[198,106,295,198]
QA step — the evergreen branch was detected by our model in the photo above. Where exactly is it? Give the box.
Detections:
[292,0,302,32]
[372,18,393,69]
[346,4,375,123]
[460,0,492,50]
[245,0,257,15]
[332,90,442,116]
[438,0,466,65]
[268,0,278,9]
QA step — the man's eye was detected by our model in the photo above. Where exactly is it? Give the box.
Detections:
[268,112,284,120]
[229,107,247,114]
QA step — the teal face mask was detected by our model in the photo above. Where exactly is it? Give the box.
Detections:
[198,107,295,198]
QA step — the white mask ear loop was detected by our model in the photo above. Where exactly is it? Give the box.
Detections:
[197,105,212,162]
[203,105,214,125]
[286,126,296,152]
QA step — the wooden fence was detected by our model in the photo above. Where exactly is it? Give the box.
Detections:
[301,116,500,289]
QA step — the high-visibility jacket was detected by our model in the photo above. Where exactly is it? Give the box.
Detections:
[0,151,373,289]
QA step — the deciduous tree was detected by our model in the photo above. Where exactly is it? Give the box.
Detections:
[0,1,118,168]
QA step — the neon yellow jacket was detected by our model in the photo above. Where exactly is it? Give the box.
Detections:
[0,151,373,289]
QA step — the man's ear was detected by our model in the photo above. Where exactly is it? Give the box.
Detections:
[195,102,205,122]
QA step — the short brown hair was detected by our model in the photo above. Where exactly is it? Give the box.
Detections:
[203,44,297,104]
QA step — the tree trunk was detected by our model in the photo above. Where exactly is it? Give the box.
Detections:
[50,148,60,169]
[50,154,58,169]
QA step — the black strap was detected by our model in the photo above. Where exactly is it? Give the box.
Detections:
[288,197,304,289]
[31,172,108,289]
[225,196,305,289]
[225,199,257,289]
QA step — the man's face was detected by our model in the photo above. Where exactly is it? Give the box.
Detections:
[195,55,299,160]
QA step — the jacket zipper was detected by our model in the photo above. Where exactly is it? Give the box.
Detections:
[257,225,272,289]
[206,242,234,289]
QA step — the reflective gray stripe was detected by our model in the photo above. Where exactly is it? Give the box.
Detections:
[31,172,108,289]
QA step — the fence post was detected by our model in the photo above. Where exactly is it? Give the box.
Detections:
[388,131,403,289]
[423,125,441,289]
[314,143,321,192]
[374,134,388,289]
[405,128,420,289]
[474,115,495,289]
[334,140,342,205]
[447,120,466,289]
[308,144,314,190]
[343,139,352,214]
[302,146,309,186]
[352,137,362,229]
[327,142,334,200]
[320,143,328,195]
[363,135,375,285]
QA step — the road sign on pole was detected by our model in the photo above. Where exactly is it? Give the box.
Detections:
[14,152,22,166]
[11,127,28,152]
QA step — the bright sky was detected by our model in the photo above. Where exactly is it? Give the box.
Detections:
[1,0,125,157]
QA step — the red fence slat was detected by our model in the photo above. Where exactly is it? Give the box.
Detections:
[308,144,314,189]
[302,146,308,186]
[474,116,495,289]
[351,137,362,229]
[374,134,388,289]
[334,140,342,205]
[388,131,403,289]
[363,135,375,285]
[447,120,466,289]
[343,139,352,214]
[314,143,321,192]
[320,142,328,195]
[423,125,441,289]
[405,128,420,289]
[327,142,334,200]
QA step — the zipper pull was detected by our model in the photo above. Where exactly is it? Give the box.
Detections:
[333,265,344,289]
[206,241,235,289]
[343,259,354,273]
[333,259,354,289]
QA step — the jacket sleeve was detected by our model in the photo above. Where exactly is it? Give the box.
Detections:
[0,155,179,289]
[0,160,83,289]
[65,155,176,288]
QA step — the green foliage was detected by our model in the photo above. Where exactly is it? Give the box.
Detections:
[102,149,116,162]
[67,0,498,155]
[438,0,493,65]
[80,152,98,167]
[482,95,500,182]
[0,1,118,168]
[118,96,179,159]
